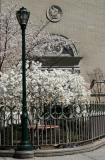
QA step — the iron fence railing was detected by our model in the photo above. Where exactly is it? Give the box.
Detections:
[0,102,105,149]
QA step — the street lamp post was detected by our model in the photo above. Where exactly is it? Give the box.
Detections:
[15,7,34,158]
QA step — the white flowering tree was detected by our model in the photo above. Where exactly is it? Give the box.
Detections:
[0,0,20,71]
[0,0,91,118]
[0,0,49,71]
[0,61,91,115]
[0,0,78,72]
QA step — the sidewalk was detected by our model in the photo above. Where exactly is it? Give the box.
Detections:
[0,144,105,160]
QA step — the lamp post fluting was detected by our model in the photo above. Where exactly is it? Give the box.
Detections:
[15,7,33,158]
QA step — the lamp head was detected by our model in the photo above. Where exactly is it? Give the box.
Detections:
[16,7,30,28]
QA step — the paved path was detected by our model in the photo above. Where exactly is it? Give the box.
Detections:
[0,145,105,160]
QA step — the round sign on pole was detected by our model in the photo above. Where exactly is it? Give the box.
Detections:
[46,5,63,23]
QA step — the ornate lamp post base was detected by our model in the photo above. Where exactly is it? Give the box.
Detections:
[15,149,34,159]
[15,142,34,158]
[14,138,34,158]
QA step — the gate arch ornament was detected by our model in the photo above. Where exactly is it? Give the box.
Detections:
[33,34,79,57]
[48,34,79,57]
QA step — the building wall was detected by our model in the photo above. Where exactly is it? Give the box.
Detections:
[21,0,105,78]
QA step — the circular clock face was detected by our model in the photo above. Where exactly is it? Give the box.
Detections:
[46,5,63,23]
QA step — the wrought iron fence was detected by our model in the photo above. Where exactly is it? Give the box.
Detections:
[0,102,105,149]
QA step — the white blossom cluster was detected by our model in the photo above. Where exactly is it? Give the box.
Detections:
[0,61,91,111]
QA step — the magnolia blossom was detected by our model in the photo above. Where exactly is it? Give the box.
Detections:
[0,61,91,113]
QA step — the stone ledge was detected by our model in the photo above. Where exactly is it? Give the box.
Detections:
[0,138,105,157]
[34,138,105,157]
[0,149,15,157]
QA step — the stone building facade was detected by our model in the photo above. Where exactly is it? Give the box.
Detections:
[21,0,105,78]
